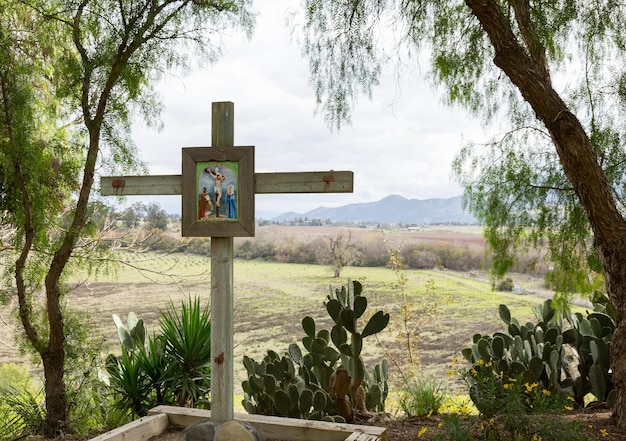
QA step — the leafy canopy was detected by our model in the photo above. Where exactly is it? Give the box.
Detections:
[300,1,626,292]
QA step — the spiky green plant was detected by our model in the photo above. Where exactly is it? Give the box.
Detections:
[159,297,212,408]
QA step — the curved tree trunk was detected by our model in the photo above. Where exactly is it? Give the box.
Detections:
[466,0,626,427]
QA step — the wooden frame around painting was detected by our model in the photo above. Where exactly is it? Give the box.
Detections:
[182,146,254,237]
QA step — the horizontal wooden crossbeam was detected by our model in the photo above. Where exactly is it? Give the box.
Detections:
[100,171,353,196]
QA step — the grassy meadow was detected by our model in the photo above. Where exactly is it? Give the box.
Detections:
[0,245,582,413]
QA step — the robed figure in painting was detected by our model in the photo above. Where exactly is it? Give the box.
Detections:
[199,187,213,220]
[226,184,236,219]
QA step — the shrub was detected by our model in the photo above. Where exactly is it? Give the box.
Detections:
[106,297,212,418]
[0,383,44,439]
[0,364,44,439]
[496,277,514,291]
[159,297,211,408]
[185,238,211,255]
[398,377,447,417]
[401,243,484,271]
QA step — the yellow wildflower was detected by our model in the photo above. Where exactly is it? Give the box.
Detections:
[541,389,551,396]
[524,382,539,393]
[418,427,427,437]
[452,357,459,365]
[600,428,608,437]
[476,359,484,366]
[471,368,478,377]
[565,405,574,411]
[531,434,542,441]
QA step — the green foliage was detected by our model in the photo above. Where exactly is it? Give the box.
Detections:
[398,377,447,417]
[301,0,382,130]
[12,303,113,435]
[325,280,390,409]
[113,312,146,351]
[106,297,211,418]
[432,412,596,441]
[0,383,45,439]
[0,331,113,438]
[106,347,154,417]
[159,297,212,408]
[496,278,514,292]
[298,0,626,330]
[0,363,44,439]
[2,0,254,434]
[144,202,168,231]
[461,295,615,416]
[241,349,343,421]
[242,279,389,421]
[64,336,111,435]
[433,414,475,441]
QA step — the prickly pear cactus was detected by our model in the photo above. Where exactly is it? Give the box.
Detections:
[325,279,390,411]
[112,312,146,351]
[242,279,390,421]
[463,294,615,413]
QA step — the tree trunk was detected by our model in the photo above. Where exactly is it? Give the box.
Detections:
[42,349,68,437]
[465,0,626,427]
[597,243,626,424]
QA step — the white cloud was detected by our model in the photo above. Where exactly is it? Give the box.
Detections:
[126,0,486,217]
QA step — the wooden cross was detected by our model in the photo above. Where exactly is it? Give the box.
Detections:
[101,101,353,423]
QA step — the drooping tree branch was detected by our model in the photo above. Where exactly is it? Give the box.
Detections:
[465,0,626,248]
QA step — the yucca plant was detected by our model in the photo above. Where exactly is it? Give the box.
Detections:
[105,348,154,417]
[159,297,212,408]
[140,335,171,405]
[107,297,212,415]
[0,384,45,439]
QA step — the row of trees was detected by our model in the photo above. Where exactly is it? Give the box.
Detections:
[76,201,170,233]
[235,235,485,274]
[142,230,486,275]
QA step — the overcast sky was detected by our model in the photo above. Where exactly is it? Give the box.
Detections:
[124,0,487,218]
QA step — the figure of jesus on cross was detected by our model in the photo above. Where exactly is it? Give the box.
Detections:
[206,165,223,216]
[101,101,353,424]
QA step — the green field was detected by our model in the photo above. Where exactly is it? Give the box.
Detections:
[1,251,586,404]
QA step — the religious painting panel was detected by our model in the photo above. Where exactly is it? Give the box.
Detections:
[182,146,254,237]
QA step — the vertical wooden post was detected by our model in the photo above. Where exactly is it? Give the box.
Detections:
[210,102,234,423]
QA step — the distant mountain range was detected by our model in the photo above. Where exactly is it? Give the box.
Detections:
[269,195,478,225]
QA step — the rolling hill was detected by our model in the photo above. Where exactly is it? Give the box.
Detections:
[270,195,477,225]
